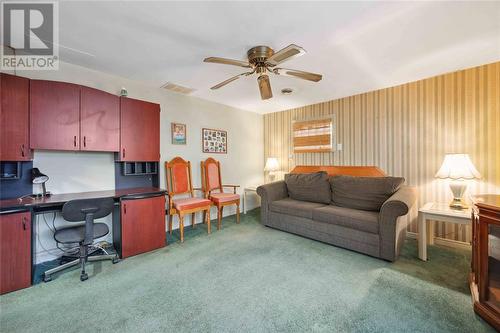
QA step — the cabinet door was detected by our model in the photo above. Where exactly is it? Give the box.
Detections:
[119,97,160,161]
[30,80,80,151]
[80,86,120,152]
[0,212,31,294]
[121,195,166,258]
[0,73,31,161]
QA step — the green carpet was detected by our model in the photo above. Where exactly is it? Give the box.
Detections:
[0,209,494,333]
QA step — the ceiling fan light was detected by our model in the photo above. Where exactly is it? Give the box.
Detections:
[258,74,273,100]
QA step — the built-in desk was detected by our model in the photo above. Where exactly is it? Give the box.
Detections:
[0,187,166,212]
[0,187,166,294]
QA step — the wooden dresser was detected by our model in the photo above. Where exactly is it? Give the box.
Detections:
[471,194,500,330]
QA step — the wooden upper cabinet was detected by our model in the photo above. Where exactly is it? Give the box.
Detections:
[80,86,120,152]
[0,73,31,161]
[30,80,80,151]
[119,97,160,161]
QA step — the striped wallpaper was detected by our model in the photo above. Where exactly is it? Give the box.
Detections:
[264,61,500,242]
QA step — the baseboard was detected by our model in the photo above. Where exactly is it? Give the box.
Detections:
[407,231,471,250]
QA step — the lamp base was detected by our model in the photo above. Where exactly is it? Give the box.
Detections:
[449,180,468,210]
[29,191,51,199]
[449,198,468,210]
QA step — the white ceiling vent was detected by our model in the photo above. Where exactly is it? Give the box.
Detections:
[161,82,196,95]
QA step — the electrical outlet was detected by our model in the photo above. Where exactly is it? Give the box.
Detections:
[337,143,343,151]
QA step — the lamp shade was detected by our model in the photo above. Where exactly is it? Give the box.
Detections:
[264,157,279,172]
[31,168,49,184]
[435,154,481,180]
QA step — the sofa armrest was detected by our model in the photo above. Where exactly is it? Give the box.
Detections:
[256,181,288,225]
[379,185,418,261]
[257,181,288,203]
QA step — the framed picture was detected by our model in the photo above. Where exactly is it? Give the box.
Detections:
[171,123,186,145]
[202,128,227,154]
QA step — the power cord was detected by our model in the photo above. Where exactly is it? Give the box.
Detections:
[36,214,64,257]
[37,213,80,257]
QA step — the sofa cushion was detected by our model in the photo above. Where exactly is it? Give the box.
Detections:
[270,198,326,219]
[330,175,405,211]
[312,205,379,234]
[284,171,331,204]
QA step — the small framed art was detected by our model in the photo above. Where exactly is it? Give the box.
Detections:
[171,123,187,145]
[202,128,227,154]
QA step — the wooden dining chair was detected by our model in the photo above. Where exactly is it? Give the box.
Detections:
[165,157,212,242]
[200,157,240,230]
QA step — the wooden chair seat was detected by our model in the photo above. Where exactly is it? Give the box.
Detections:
[173,198,211,211]
[209,193,240,204]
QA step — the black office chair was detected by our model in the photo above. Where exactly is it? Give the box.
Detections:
[42,198,119,282]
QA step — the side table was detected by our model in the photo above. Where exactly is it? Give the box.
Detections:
[243,186,259,214]
[418,202,471,261]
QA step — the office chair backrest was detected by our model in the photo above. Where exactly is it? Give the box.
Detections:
[62,197,114,222]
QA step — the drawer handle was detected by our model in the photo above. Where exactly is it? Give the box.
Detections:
[122,148,126,158]
[123,204,127,214]
[83,136,86,147]
[21,144,25,157]
[22,217,27,230]
[73,135,77,147]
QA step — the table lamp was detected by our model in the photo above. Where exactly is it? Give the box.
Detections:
[31,168,50,197]
[435,153,481,209]
[264,157,279,182]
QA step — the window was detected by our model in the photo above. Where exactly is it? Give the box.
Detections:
[292,116,335,153]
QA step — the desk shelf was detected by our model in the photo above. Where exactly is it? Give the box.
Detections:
[122,162,158,176]
[0,162,22,180]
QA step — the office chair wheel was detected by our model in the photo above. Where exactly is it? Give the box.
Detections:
[43,274,52,282]
[80,272,88,281]
[112,257,120,264]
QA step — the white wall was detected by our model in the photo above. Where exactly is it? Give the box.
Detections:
[14,61,264,263]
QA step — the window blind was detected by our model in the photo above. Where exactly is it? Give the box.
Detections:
[293,118,333,153]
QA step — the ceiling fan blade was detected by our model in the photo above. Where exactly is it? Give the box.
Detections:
[204,57,252,68]
[258,74,273,100]
[273,68,322,82]
[210,71,253,90]
[265,44,306,66]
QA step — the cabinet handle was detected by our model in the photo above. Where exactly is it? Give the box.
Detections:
[73,136,77,147]
[21,144,25,157]
[122,148,126,158]
[124,204,127,214]
[83,136,86,147]
[22,217,27,230]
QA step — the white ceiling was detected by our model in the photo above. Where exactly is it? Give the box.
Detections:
[56,1,500,114]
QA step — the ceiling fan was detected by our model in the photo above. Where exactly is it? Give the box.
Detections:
[204,44,322,100]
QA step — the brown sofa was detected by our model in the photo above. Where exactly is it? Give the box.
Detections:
[257,171,417,261]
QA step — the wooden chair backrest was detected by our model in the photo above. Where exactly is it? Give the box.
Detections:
[290,165,386,177]
[201,157,223,195]
[165,157,194,197]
